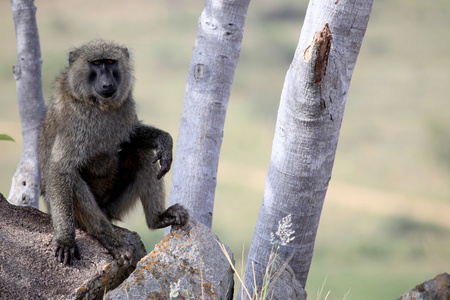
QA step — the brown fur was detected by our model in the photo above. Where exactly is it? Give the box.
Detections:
[39,40,188,266]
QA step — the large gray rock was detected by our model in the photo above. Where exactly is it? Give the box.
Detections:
[397,273,449,300]
[106,218,235,300]
[0,194,146,300]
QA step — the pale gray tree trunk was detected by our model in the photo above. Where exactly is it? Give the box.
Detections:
[240,0,373,297]
[167,0,250,229]
[8,0,46,208]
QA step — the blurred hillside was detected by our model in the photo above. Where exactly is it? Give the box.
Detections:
[0,0,449,299]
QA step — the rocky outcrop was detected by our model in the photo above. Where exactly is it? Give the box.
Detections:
[106,218,235,300]
[0,193,236,299]
[397,273,450,300]
[0,194,146,300]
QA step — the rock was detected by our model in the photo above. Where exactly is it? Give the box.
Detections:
[0,193,146,299]
[265,259,307,300]
[106,218,235,300]
[236,257,307,300]
[397,273,450,300]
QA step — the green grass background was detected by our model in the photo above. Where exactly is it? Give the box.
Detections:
[1,0,449,299]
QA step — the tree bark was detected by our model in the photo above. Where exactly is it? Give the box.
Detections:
[240,0,373,297]
[168,0,250,229]
[8,0,46,208]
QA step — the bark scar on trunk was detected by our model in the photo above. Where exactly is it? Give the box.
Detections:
[303,23,332,83]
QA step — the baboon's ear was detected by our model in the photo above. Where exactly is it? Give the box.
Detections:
[68,50,79,66]
[122,47,130,59]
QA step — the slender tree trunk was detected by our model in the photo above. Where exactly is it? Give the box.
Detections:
[8,0,46,208]
[168,0,250,229]
[240,0,373,297]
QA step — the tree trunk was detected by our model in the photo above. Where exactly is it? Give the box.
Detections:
[168,0,250,229]
[8,0,46,208]
[240,0,373,297]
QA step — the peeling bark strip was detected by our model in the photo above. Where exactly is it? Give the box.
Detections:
[303,23,332,83]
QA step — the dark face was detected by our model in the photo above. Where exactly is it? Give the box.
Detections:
[89,59,121,98]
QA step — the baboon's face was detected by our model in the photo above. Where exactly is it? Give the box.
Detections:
[66,40,134,110]
[88,59,121,99]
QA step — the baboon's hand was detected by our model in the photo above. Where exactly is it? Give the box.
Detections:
[54,240,80,265]
[152,146,172,180]
[96,233,134,267]
[156,204,189,228]
[109,247,134,267]
[152,131,173,180]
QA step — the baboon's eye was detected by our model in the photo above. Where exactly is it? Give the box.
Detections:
[92,61,100,65]
[106,60,115,64]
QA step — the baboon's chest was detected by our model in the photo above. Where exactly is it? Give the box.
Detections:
[84,152,119,175]
[71,100,136,156]
[80,152,120,202]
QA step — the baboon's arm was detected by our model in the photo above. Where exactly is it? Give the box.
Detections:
[45,162,79,265]
[125,123,173,179]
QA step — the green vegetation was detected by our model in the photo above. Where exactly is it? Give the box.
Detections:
[0,134,14,142]
[1,0,449,299]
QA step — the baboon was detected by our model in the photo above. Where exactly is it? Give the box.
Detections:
[39,40,188,266]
